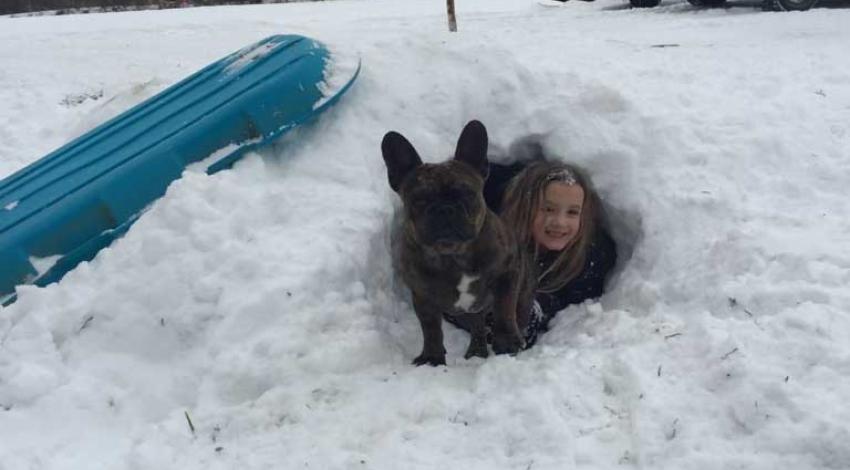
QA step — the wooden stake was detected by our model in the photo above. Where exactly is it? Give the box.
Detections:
[447,0,457,32]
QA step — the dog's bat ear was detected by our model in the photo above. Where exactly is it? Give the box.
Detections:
[454,120,489,180]
[382,131,422,192]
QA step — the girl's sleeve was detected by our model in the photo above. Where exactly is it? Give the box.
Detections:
[536,230,618,316]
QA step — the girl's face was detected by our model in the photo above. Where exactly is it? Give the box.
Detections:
[531,182,584,252]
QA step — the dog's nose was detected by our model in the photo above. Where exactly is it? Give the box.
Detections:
[429,203,457,218]
[434,204,456,217]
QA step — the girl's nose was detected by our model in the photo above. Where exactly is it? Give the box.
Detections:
[548,213,568,227]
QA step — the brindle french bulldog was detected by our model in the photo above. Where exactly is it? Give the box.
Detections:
[381,120,532,366]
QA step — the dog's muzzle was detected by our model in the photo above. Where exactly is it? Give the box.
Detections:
[424,202,475,244]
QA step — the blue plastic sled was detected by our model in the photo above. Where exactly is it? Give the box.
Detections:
[0,34,360,305]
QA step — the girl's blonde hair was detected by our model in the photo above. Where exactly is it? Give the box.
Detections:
[501,161,602,293]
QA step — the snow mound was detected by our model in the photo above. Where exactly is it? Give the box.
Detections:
[1,1,849,469]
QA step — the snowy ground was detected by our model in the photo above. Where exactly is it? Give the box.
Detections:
[1,0,849,469]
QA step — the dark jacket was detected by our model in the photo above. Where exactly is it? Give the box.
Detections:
[535,229,617,317]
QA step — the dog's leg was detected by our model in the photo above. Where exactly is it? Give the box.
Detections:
[462,313,489,359]
[411,295,447,366]
[490,272,526,355]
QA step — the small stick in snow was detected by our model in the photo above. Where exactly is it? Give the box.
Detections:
[657,365,662,377]
[447,0,457,32]
[721,347,739,360]
[666,418,679,441]
[729,298,764,330]
[185,411,196,435]
[664,332,682,340]
[78,315,94,333]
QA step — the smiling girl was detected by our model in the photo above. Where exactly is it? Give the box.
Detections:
[476,159,618,348]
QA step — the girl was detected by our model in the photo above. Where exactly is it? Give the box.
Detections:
[497,160,617,347]
[449,157,618,348]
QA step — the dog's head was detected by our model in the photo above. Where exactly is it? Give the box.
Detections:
[382,120,490,253]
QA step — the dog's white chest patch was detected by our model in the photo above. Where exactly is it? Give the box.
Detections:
[454,274,479,311]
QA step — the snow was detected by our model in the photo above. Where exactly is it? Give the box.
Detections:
[28,255,62,279]
[1,0,849,469]
[188,139,260,174]
[224,41,279,75]
[315,42,361,110]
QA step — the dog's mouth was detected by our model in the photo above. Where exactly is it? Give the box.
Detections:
[432,239,469,254]
[421,219,477,246]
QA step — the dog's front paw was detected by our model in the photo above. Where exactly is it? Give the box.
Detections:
[412,352,447,366]
[491,331,525,355]
[464,336,489,360]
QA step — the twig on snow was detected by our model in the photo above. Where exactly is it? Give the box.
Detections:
[78,314,94,333]
[185,411,196,435]
[721,347,739,360]
[666,418,679,441]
